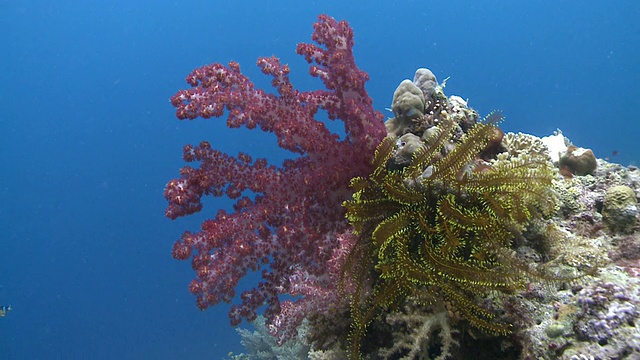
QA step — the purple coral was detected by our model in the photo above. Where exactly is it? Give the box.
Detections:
[165,15,385,342]
[575,281,638,345]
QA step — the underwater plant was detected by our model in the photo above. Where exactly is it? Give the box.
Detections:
[343,110,558,358]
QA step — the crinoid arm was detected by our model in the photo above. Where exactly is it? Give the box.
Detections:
[343,95,559,358]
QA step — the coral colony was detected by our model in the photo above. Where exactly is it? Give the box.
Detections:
[166,14,385,342]
[167,15,640,360]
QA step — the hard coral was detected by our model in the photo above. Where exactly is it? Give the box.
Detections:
[559,145,598,176]
[603,185,638,234]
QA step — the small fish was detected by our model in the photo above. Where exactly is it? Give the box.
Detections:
[0,305,11,317]
[605,150,619,161]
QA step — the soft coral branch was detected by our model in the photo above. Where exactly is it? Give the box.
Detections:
[165,15,385,337]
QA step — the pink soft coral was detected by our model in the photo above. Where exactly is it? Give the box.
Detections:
[164,15,385,340]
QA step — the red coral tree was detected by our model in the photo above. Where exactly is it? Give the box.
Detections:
[165,15,385,341]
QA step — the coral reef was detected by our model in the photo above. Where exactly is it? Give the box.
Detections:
[170,16,640,359]
[339,64,603,358]
[228,64,640,359]
[343,106,558,357]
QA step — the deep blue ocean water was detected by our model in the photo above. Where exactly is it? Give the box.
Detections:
[2,1,638,358]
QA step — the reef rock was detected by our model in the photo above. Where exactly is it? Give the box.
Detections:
[603,185,638,234]
[559,145,598,176]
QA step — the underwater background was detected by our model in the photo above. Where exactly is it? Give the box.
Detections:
[2,0,639,359]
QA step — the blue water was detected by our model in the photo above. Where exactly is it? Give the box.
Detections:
[2,1,638,358]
